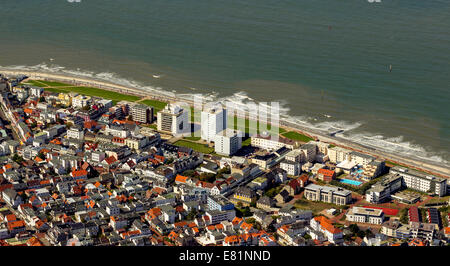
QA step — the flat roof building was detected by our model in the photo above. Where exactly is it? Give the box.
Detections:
[346,206,384,224]
[304,183,352,205]
[390,166,447,197]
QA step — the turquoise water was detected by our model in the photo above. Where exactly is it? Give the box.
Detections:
[340,179,363,186]
[0,0,449,164]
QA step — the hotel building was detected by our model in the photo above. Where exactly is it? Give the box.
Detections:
[390,166,447,197]
[304,184,352,205]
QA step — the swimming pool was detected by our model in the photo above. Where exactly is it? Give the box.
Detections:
[339,178,362,186]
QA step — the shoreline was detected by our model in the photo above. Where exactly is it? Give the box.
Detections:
[1,69,449,179]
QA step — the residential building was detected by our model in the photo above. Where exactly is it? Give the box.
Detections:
[409,222,435,242]
[280,160,301,176]
[230,187,256,206]
[316,168,336,182]
[157,104,189,136]
[327,146,351,164]
[349,151,375,166]
[129,104,154,124]
[346,207,384,224]
[72,95,92,108]
[365,173,403,203]
[207,195,234,211]
[67,127,84,140]
[214,129,242,156]
[390,166,447,197]
[250,134,299,150]
[310,216,343,244]
[304,184,352,205]
[299,143,317,163]
[201,106,226,143]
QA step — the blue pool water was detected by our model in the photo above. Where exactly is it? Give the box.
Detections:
[340,179,362,186]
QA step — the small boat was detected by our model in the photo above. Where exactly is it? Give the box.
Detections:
[152,75,161,79]
[324,114,332,118]
[389,64,392,72]
[50,58,55,61]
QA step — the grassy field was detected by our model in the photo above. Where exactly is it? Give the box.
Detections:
[294,198,344,214]
[173,140,214,154]
[241,137,251,147]
[425,195,450,204]
[141,99,167,113]
[183,135,201,141]
[281,131,314,142]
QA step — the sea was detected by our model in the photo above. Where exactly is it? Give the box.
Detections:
[0,0,449,165]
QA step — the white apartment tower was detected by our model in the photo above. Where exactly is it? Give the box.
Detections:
[157,104,189,136]
[201,106,226,142]
[214,129,242,156]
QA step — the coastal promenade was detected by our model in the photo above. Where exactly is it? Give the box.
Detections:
[1,69,449,179]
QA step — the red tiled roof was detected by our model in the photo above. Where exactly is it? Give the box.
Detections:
[317,168,335,177]
[314,216,341,234]
[175,175,189,183]
[71,169,88,177]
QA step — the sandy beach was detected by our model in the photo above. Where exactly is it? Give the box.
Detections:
[1,69,449,179]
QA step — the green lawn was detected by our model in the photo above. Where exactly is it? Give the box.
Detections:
[141,99,167,113]
[294,198,344,214]
[44,86,140,105]
[242,137,251,147]
[41,87,67,94]
[173,140,214,154]
[183,135,201,141]
[281,131,314,142]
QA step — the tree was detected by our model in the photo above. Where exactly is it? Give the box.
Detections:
[343,234,353,241]
[12,154,24,163]
[400,209,409,224]
[356,230,366,238]
[37,152,46,160]
[182,170,196,177]
[66,122,74,129]
[199,172,215,183]
[349,224,360,235]
[186,209,198,220]
[365,229,374,239]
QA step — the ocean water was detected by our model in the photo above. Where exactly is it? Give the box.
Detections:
[0,0,449,165]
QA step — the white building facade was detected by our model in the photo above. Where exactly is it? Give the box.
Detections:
[201,106,226,143]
